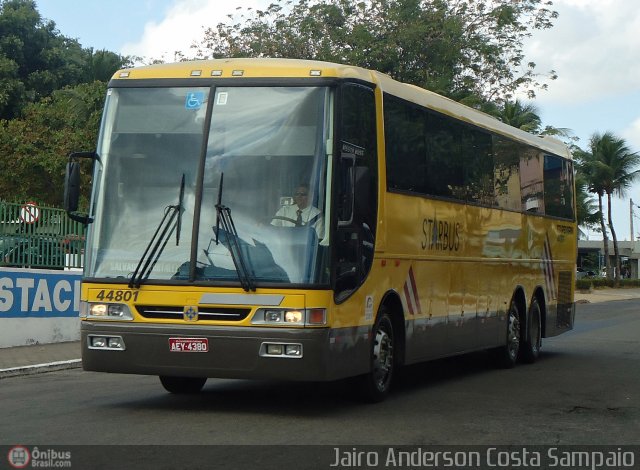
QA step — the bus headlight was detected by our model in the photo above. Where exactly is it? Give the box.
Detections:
[285,310,303,323]
[264,310,283,323]
[252,308,326,326]
[82,302,134,321]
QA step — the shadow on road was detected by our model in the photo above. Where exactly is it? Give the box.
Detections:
[103,349,569,416]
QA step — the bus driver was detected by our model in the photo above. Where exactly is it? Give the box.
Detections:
[271,183,324,238]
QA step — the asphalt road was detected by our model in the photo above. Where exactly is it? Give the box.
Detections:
[1,301,638,451]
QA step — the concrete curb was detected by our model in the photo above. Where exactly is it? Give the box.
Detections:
[0,359,81,379]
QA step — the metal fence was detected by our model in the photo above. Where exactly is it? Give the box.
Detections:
[0,201,86,270]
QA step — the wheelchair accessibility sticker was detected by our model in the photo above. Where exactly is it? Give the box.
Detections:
[185,91,205,110]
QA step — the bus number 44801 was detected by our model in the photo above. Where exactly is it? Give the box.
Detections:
[95,290,140,302]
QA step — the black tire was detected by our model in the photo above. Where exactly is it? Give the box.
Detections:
[159,376,207,394]
[520,298,542,363]
[492,301,521,369]
[359,310,395,403]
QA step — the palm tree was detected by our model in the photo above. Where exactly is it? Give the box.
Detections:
[575,146,611,279]
[540,125,576,142]
[493,100,575,141]
[574,171,601,232]
[493,99,542,133]
[585,132,640,285]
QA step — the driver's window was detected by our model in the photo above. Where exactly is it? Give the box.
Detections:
[334,83,378,301]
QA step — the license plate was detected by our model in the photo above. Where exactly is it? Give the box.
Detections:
[169,337,209,353]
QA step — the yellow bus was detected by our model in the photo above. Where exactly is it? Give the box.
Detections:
[65,58,576,402]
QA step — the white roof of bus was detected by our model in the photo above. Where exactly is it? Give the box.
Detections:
[114,58,571,159]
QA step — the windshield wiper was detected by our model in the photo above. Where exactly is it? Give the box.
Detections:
[129,174,185,289]
[176,173,185,246]
[212,173,256,292]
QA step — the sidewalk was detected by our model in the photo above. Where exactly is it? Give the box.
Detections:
[1,288,640,378]
[574,286,640,304]
[0,340,81,379]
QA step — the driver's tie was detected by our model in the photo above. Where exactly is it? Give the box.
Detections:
[296,209,303,226]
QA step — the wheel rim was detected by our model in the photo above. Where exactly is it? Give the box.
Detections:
[507,309,521,361]
[372,322,394,392]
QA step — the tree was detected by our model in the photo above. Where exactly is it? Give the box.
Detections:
[573,171,601,234]
[489,99,576,144]
[493,99,542,133]
[0,0,131,207]
[0,0,79,118]
[0,81,106,206]
[579,132,640,285]
[0,0,131,120]
[575,145,611,280]
[82,48,133,82]
[191,0,558,104]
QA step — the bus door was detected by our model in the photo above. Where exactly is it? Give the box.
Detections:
[333,83,378,303]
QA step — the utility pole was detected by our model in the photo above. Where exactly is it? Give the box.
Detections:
[632,198,640,241]
[632,198,640,279]
[631,198,634,242]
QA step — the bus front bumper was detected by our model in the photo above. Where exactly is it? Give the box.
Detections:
[81,321,345,381]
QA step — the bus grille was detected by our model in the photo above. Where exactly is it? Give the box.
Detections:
[136,305,251,321]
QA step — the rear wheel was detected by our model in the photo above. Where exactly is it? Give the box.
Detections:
[159,376,207,394]
[520,298,542,363]
[359,310,395,403]
[492,302,521,368]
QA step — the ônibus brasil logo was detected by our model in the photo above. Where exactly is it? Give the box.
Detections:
[7,446,30,469]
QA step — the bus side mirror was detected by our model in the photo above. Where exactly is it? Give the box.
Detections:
[64,151,97,224]
[64,161,80,212]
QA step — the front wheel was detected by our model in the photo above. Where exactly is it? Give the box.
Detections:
[520,298,542,363]
[159,376,207,394]
[359,310,395,403]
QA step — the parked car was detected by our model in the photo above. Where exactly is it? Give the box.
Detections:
[576,267,596,280]
[0,235,65,269]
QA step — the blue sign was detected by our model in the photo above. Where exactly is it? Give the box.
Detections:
[185,91,205,110]
[0,270,81,318]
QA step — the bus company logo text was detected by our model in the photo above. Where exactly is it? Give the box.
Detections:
[422,218,461,252]
[330,447,635,469]
[7,446,71,468]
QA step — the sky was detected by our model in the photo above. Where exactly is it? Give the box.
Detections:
[36,0,640,241]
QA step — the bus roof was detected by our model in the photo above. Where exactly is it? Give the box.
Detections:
[112,57,374,81]
[113,58,571,159]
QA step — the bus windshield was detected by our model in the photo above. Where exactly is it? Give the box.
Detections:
[86,86,332,286]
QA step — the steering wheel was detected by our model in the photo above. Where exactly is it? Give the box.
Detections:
[270,215,299,225]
